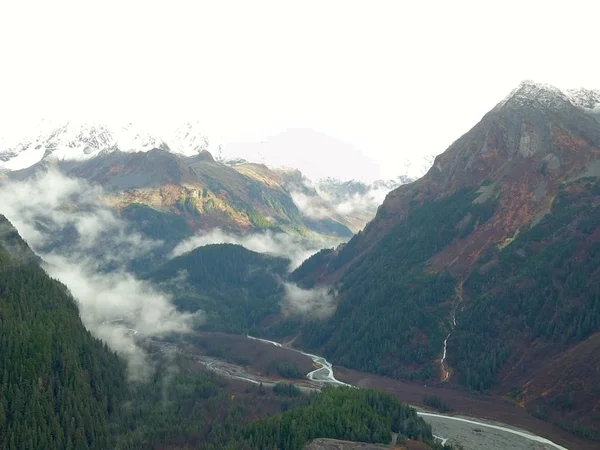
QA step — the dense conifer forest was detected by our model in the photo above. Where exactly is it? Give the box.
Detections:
[296,188,497,379]
[145,243,289,333]
[0,215,127,449]
[0,216,453,449]
[232,387,451,450]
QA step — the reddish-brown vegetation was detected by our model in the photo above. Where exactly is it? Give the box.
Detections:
[335,367,597,450]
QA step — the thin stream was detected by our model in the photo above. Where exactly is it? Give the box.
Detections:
[246,334,569,450]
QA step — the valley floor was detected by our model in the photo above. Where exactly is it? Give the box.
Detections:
[181,332,594,450]
[335,367,595,450]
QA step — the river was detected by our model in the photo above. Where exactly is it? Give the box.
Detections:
[246,334,569,450]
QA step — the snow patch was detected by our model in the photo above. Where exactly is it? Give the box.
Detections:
[497,80,600,113]
[0,119,215,171]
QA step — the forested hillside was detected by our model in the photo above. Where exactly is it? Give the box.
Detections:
[232,387,450,450]
[298,188,496,379]
[145,244,290,333]
[0,217,454,450]
[451,177,600,438]
[0,215,127,449]
[289,82,600,442]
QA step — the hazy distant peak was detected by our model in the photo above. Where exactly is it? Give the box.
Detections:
[221,128,382,182]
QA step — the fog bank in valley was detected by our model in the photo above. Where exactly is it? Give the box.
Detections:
[0,169,201,378]
[171,228,344,271]
[0,169,342,376]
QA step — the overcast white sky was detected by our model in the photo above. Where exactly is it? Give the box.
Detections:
[1,0,599,180]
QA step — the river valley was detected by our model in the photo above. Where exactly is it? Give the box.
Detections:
[193,333,575,450]
[108,318,587,449]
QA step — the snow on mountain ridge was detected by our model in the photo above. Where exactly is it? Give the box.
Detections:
[0,120,215,171]
[496,80,600,112]
[113,123,166,153]
[565,87,600,110]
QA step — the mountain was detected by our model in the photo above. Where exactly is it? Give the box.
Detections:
[291,81,600,441]
[0,214,128,449]
[219,137,436,233]
[0,121,435,245]
[225,162,358,236]
[4,147,355,256]
[312,177,412,232]
[260,166,425,234]
[0,120,213,171]
[214,158,427,234]
[0,120,365,243]
[145,243,290,333]
[1,120,313,237]
[0,217,449,449]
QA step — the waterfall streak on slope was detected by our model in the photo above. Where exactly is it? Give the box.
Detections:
[245,334,570,450]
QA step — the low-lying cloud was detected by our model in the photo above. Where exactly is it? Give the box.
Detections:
[0,169,159,260]
[171,228,344,270]
[328,187,390,216]
[0,168,345,372]
[0,169,200,378]
[313,181,396,218]
[281,282,337,319]
[289,191,332,220]
[44,253,204,379]
[287,177,399,230]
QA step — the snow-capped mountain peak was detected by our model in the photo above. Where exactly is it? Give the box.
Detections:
[113,123,166,153]
[0,120,215,171]
[565,87,600,110]
[168,121,212,156]
[496,80,600,113]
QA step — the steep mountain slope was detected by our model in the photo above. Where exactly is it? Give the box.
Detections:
[7,148,354,248]
[235,163,362,235]
[452,176,600,439]
[0,215,127,449]
[291,81,600,440]
[309,81,600,282]
[1,121,358,243]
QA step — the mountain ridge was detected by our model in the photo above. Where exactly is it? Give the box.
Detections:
[0,120,214,171]
[290,80,600,442]
[306,79,600,284]
[1,122,431,242]
[5,147,359,247]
